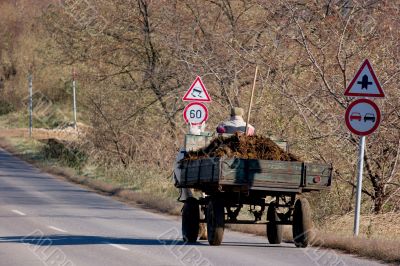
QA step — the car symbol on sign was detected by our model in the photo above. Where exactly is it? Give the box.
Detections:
[364,113,376,122]
[350,112,362,121]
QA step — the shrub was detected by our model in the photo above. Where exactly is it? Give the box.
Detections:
[42,139,87,169]
[0,100,15,115]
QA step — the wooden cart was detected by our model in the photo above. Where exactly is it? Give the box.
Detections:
[175,156,332,247]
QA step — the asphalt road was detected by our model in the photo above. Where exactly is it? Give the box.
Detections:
[0,148,385,266]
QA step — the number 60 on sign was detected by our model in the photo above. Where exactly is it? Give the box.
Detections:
[183,102,209,125]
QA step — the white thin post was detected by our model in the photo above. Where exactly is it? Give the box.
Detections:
[354,136,366,236]
[28,74,33,137]
[72,68,77,129]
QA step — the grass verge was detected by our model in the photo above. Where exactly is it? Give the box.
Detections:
[0,137,398,264]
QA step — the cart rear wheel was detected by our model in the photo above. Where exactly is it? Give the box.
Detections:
[206,198,225,246]
[292,198,313,248]
[182,198,200,243]
[267,203,282,244]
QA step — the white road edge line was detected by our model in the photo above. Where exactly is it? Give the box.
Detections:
[48,226,68,233]
[11,210,26,216]
[105,242,130,251]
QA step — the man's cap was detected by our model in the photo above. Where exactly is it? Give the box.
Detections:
[231,107,244,117]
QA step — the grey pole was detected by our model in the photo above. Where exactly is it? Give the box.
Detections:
[354,135,366,236]
[28,74,33,138]
[72,69,77,129]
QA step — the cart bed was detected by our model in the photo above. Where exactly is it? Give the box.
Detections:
[176,157,332,193]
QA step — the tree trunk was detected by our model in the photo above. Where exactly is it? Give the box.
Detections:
[373,185,385,214]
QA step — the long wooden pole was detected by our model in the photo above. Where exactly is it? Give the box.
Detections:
[245,66,258,135]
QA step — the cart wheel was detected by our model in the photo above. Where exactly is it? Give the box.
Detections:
[206,198,225,246]
[292,198,313,248]
[182,197,200,243]
[267,203,282,244]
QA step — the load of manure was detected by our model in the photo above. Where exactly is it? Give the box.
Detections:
[184,133,299,161]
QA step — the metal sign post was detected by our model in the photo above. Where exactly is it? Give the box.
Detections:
[353,136,366,236]
[344,59,385,236]
[72,69,77,130]
[28,74,33,138]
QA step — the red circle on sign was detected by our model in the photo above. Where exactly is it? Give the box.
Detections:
[183,102,209,125]
[345,99,381,136]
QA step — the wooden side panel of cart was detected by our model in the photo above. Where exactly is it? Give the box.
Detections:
[177,158,331,192]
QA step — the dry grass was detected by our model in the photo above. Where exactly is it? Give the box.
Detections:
[0,138,17,153]
[313,232,400,264]
[0,128,79,141]
[320,213,400,241]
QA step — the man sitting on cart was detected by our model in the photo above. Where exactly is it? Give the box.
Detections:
[216,107,255,135]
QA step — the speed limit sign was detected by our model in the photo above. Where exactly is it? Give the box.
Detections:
[183,102,209,125]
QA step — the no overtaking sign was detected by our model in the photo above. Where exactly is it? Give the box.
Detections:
[345,99,381,136]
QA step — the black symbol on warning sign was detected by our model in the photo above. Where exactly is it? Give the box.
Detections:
[191,88,202,97]
[357,75,373,90]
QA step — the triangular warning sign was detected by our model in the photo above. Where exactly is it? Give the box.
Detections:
[344,59,385,98]
[182,76,212,102]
